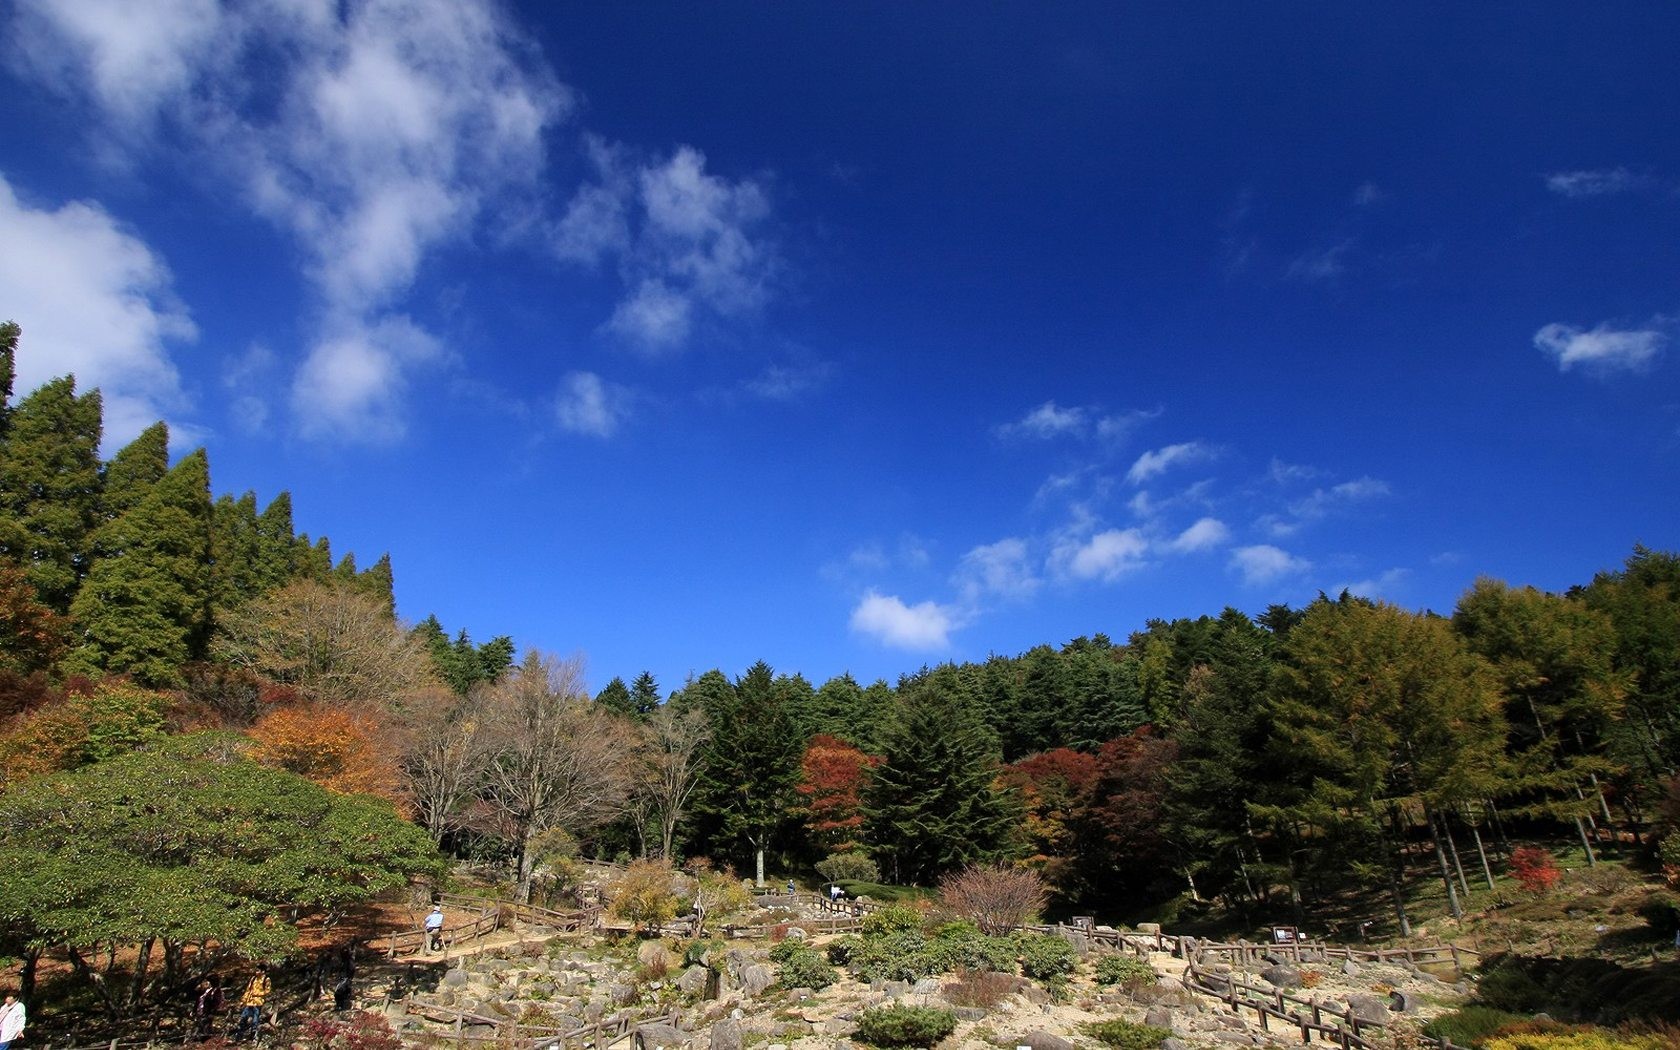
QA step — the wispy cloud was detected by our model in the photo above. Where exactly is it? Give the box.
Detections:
[1544,168,1651,198]
[1334,567,1409,599]
[13,0,570,443]
[955,538,1040,600]
[554,371,633,438]
[557,138,778,354]
[744,358,835,401]
[1168,516,1230,553]
[996,400,1087,440]
[1230,544,1310,586]
[849,590,958,651]
[1260,476,1390,537]
[1127,441,1214,484]
[1534,321,1665,375]
[0,173,195,447]
[1053,527,1149,583]
[1286,239,1355,282]
[1352,182,1385,206]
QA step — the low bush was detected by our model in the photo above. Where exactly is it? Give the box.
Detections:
[1077,1019,1172,1050]
[943,967,1024,1009]
[1093,954,1155,990]
[854,1004,957,1048]
[862,903,927,937]
[1476,961,1550,1014]
[1015,932,1077,981]
[816,851,881,884]
[775,945,838,991]
[1423,1005,1532,1047]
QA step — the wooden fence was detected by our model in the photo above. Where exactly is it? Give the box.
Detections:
[402,1004,682,1050]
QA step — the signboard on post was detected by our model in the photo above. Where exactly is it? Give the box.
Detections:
[1270,925,1299,944]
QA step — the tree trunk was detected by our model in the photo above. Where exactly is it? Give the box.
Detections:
[1466,812,1497,890]
[1574,815,1598,866]
[131,936,156,1010]
[1425,809,1463,920]
[1441,810,1472,898]
[18,947,38,1003]
[516,824,537,903]
[755,844,766,889]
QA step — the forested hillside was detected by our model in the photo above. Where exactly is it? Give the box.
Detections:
[3,316,1679,956]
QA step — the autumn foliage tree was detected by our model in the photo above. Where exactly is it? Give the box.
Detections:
[936,863,1047,935]
[797,733,880,853]
[248,702,406,809]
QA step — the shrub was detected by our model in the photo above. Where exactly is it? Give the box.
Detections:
[1634,892,1680,938]
[943,967,1022,1009]
[1078,1019,1172,1050]
[1423,1006,1532,1047]
[854,1004,957,1048]
[1093,954,1156,991]
[1015,933,1077,981]
[936,864,1046,935]
[816,851,881,884]
[1510,848,1562,894]
[608,859,683,930]
[862,903,927,937]
[928,922,1018,973]
[776,945,838,990]
[297,1012,404,1050]
[1475,961,1550,1014]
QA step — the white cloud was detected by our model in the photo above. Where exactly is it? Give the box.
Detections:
[997,400,1086,440]
[1055,528,1149,583]
[1544,168,1649,198]
[15,0,570,442]
[1095,406,1162,443]
[558,141,777,353]
[1268,458,1324,485]
[0,173,195,447]
[292,314,441,443]
[1169,517,1230,553]
[1230,544,1310,586]
[1286,239,1354,282]
[1353,182,1385,206]
[956,538,1040,600]
[554,371,631,438]
[1261,476,1390,537]
[1534,321,1664,375]
[1334,568,1409,599]
[1126,441,1213,484]
[850,590,957,651]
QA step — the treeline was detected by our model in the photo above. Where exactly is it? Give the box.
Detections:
[4,316,1680,953]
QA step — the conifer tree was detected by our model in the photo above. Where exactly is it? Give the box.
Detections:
[358,552,395,616]
[65,449,214,686]
[0,320,17,437]
[863,672,1017,884]
[254,492,297,588]
[210,492,262,614]
[0,375,103,611]
[692,661,805,885]
[629,671,663,717]
[100,421,169,523]
[596,676,636,717]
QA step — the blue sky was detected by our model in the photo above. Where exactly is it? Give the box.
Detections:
[2,2,1676,694]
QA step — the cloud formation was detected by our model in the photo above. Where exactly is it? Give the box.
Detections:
[1168,516,1230,553]
[556,139,777,353]
[850,590,957,651]
[1544,168,1650,198]
[1534,321,1665,375]
[554,370,632,438]
[1230,544,1310,586]
[955,538,1040,600]
[1054,527,1149,582]
[14,0,569,442]
[0,173,195,446]
[1127,441,1214,484]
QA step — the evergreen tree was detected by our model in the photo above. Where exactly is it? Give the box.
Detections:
[209,492,261,615]
[0,376,103,611]
[864,671,1017,884]
[65,449,214,686]
[629,672,662,717]
[0,320,17,438]
[691,662,805,885]
[596,676,636,717]
[358,552,395,616]
[254,492,297,588]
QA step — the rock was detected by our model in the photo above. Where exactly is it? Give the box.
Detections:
[1340,960,1361,977]
[639,941,679,969]
[952,1007,987,1021]
[1058,928,1091,955]
[1016,1032,1075,1050]
[883,980,910,998]
[609,983,638,1006]
[823,1017,855,1035]
[635,1023,687,1050]
[1213,1032,1255,1046]
[709,1018,743,1050]
[1388,990,1417,1014]
[1136,923,1163,935]
[442,969,468,988]
[1021,984,1051,1005]
[1161,1040,1189,1050]
[783,927,808,941]
[740,964,775,997]
[1144,1006,1175,1029]
[1346,994,1391,1024]
[1259,964,1302,989]
[912,978,942,995]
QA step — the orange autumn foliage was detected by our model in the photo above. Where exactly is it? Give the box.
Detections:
[797,733,880,849]
[247,703,409,812]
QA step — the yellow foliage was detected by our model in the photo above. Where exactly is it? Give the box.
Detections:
[608,859,683,930]
[247,703,408,812]
[1483,1033,1671,1050]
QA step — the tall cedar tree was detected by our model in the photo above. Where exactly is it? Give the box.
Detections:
[66,449,214,686]
[864,671,1018,884]
[693,662,805,885]
[0,375,103,611]
[99,421,169,525]
[1584,547,1680,814]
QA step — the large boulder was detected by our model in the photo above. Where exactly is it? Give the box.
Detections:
[1259,964,1302,989]
[739,964,775,998]
[1016,1033,1075,1050]
[634,1023,687,1050]
[677,965,711,995]
[1144,1006,1176,1030]
[1346,994,1392,1024]
[709,1018,743,1050]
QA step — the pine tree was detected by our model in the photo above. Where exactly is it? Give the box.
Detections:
[100,421,170,523]
[863,672,1017,884]
[692,662,805,885]
[0,375,103,611]
[358,553,395,616]
[629,672,663,717]
[596,676,636,717]
[65,449,214,686]
[210,491,262,614]
[0,320,17,438]
[254,492,297,588]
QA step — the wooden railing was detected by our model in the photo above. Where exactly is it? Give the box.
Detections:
[404,1002,681,1049]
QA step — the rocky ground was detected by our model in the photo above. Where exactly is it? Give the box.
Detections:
[369,895,1470,1049]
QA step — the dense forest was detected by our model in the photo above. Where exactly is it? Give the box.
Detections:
[4,317,1680,995]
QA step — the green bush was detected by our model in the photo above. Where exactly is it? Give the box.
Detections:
[816,852,881,884]
[928,922,1018,973]
[862,903,926,937]
[1015,932,1077,981]
[1476,962,1550,1014]
[827,935,859,966]
[1423,1006,1531,1047]
[1634,892,1680,937]
[854,1004,958,1048]
[1094,954,1156,989]
[683,938,720,967]
[1078,1019,1172,1050]
[776,945,838,990]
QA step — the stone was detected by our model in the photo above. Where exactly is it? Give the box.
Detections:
[635,1023,687,1050]
[639,941,680,969]
[609,983,638,1006]
[912,978,942,995]
[953,1007,987,1022]
[1144,1006,1175,1029]
[1136,923,1163,935]
[1259,964,1302,989]
[883,980,910,998]
[1346,994,1391,1024]
[1021,984,1051,1005]
[783,927,808,941]
[1388,990,1416,1014]
[1161,1040,1189,1050]
[1213,1032,1254,1046]
[1016,1032,1075,1050]
[441,969,469,988]
[709,1018,743,1050]
[740,964,775,997]
[1340,960,1361,977]
[823,1018,855,1035]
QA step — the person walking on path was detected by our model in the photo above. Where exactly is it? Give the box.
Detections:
[193,978,223,1039]
[0,993,26,1050]
[233,969,271,1041]
[425,905,445,952]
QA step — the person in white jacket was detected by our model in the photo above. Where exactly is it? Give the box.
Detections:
[0,993,25,1050]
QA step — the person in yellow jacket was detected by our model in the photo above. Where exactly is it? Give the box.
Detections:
[233,969,272,1041]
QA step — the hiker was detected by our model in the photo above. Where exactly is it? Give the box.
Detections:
[233,968,271,1041]
[192,978,223,1039]
[425,905,445,951]
[0,993,26,1050]
[786,879,795,896]
[333,945,356,1011]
